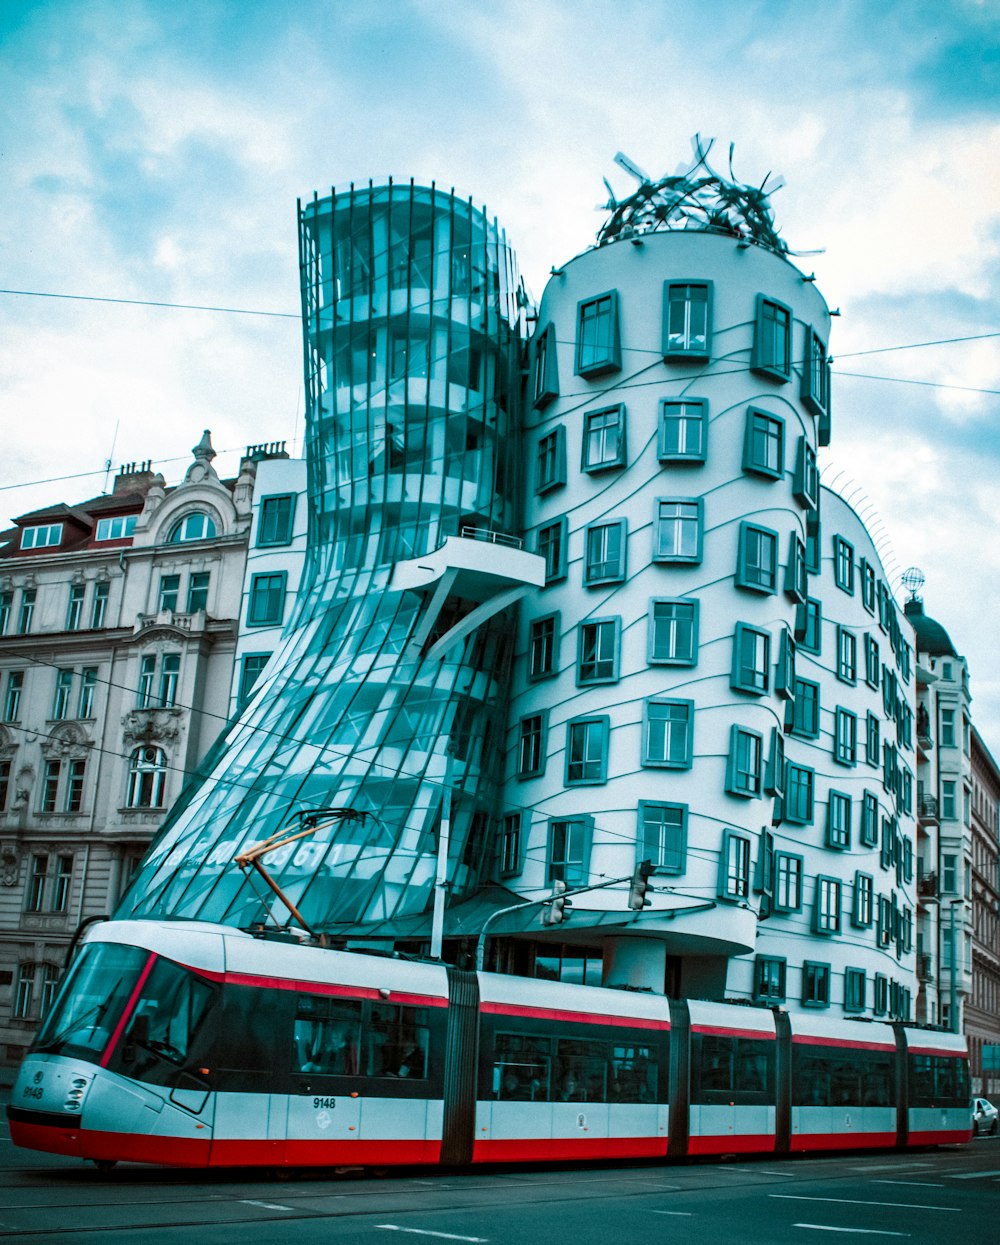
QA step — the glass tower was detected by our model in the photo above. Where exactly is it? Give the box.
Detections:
[119,183,528,936]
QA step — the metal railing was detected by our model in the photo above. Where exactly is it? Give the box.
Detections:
[459,525,524,550]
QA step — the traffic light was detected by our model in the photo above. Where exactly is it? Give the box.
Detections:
[544,879,570,926]
[629,859,654,911]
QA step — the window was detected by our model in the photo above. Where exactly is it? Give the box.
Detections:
[40,963,61,1016]
[743,408,784,478]
[0,590,12,634]
[582,405,626,472]
[874,974,888,1016]
[27,855,48,910]
[648,598,698,665]
[21,523,63,550]
[864,634,880,688]
[654,498,702,562]
[566,717,609,785]
[774,853,803,912]
[942,853,957,893]
[137,655,156,708]
[258,494,295,546]
[18,588,36,633]
[52,669,74,720]
[126,745,167,808]
[584,520,626,584]
[536,427,566,494]
[736,522,778,593]
[793,437,819,508]
[805,509,821,574]
[834,535,855,593]
[754,956,786,1003]
[498,813,523,876]
[66,583,85,630]
[752,295,792,381]
[796,596,821,653]
[861,791,879,847]
[941,779,956,820]
[853,872,874,928]
[663,280,711,360]
[187,572,210,614]
[91,581,109,628]
[835,707,857,766]
[0,759,10,812]
[537,517,567,583]
[95,514,137,542]
[159,574,180,612]
[658,399,707,463]
[803,961,831,1007]
[578,617,620,683]
[4,671,24,722]
[827,791,852,849]
[517,713,546,778]
[168,512,217,543]
[66,759,86,813]
[940,708,955,748]
[785,533,807,602]
[719,829,751,900]
[642,699,694,769]
[238,653,271,705]
[41,760,61,813]
[774,627,795,701]
[726,726,763,797]
[861,560,876,613]
[844,967,866,1014]
[802,327,829,416]
[836,626,857,684]
[784,763,815,825]
[248,572,287,626]
[765,727,785,797]
[531,323,559,408]
[548,817,592,885]
[865,712,880,767]
[731,623,770,695]
[159,654,180,708]
[638,802,687,875]
[528,614,559,681]
[13,963,34,1019]
[575,291,621,378]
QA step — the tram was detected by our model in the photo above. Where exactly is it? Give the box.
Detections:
[7,919,972,1170]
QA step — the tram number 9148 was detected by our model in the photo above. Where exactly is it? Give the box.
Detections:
[313,1098,337,1110]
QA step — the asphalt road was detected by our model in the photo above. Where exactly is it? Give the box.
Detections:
[2,1109,998,1245]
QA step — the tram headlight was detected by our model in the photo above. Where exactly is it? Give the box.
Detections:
[63,1076,91,1112]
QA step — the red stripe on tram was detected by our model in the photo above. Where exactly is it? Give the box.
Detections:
[480,1000,668,1030]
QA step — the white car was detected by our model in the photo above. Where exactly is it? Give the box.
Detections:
[973,1097,998,1135]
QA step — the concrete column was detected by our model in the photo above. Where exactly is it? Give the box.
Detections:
[602,937,666,992]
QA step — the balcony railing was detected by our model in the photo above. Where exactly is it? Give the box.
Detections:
[917,871,938,899]
[917,952,933,981]
[917,795,939,821]
[459,525,524,550]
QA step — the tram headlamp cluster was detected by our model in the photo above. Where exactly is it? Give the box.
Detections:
[63,1076,90,1113]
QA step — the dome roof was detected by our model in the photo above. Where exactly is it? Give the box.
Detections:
[904,597,958,658]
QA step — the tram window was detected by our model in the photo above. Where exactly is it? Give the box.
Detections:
[125,959,214,1066]
[366,1004,429,1079]
[33,943,148,1061]
[556,1038,607,1102]
[610,1044,657,1103]
[493,1032,551,1100]
[691,1034,774,1104]
[909,1054,969,1107]
[293,996,363,1075]
[792,1046,893,1107]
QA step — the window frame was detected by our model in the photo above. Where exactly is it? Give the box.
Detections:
[577,616,621,685]
[238,652,271,705]
[516,712,548,780]
[726,725,764,798]
[581,404,627,473]
[742,407,785,480]
[257,494,296,547]
[834,535,855,594]
[834,706,858,767]
[836,625,858,685]
[637,801,687,876]
[528,612,560,682]
[731,622,771,696]
[793,436,819,509]
[641,697,694,770]
[547,816,594,886]
[802,961,832,1008]
[754,956,787,1004]
[565,715,610,786]
[536,516,568,584]
[658,398,708,464]
[735,521,778,594]
[653,497,703,564]
[718,829,752,901]
[247,571,288,627]
[20,523,63,550]
[784,762,815,825]
[751,294,792,382]
[535,426,567,495]
[648,598,698,666]
[774,852,804,913]
[532,323,560,409]
[853,872,874,929]
[827,790,852,850]
[801,326,830,417]
[583,519,627,585]
[662,280,712,362]
[574,290,622,379]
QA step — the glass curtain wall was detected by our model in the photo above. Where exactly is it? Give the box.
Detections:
[118,182,524,936]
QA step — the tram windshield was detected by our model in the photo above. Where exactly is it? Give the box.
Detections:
[32,942,150,1062]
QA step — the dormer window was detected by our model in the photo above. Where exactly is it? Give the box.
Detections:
[21,523,62,550]
[167,512,217,543]
[95,515,137,542]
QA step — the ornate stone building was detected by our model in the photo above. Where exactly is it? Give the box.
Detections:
[0,433,283,1067]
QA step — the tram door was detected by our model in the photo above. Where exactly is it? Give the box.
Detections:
[285,994,364,1160]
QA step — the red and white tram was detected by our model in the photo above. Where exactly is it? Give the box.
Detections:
[7,920,973,1170]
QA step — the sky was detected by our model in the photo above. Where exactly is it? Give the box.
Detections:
[1,0,998,744]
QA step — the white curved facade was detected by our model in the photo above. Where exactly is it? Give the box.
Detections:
[498,229,917,1017]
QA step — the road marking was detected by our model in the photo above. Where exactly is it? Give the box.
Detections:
[871,1180,944,1188]
[945,1170,1000,1179]
[650,1211,693,1216]
[239,1199,294,1211]
[771,1195,958,1212]
[376,1229,487,1242]
[793,1225,909,1237]
[852,1162,932,1171]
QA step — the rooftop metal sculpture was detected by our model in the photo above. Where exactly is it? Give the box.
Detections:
[597,135,807,256]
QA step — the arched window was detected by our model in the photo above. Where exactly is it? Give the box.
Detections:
[127,746,166,808]
[167,512,217,543]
